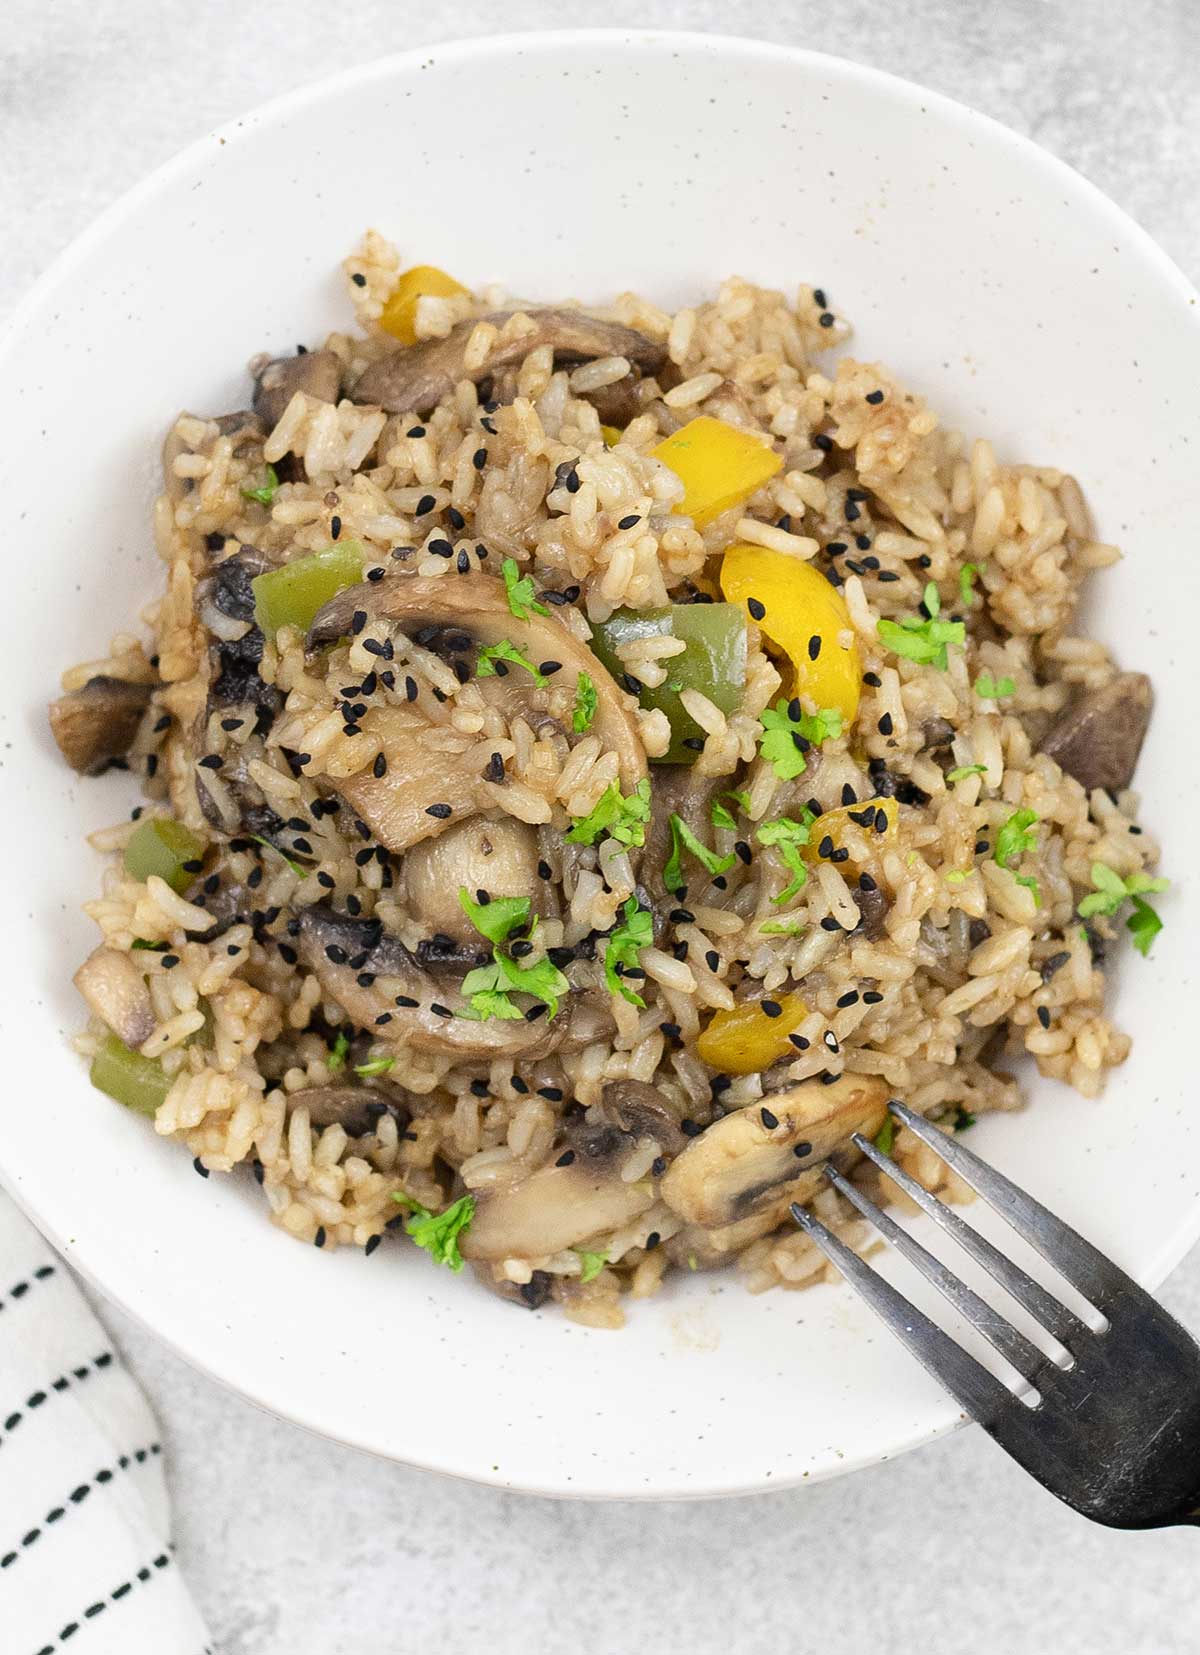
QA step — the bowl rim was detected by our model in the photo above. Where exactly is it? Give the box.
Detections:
[4,27,1199,1500]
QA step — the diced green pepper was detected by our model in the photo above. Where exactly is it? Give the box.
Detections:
[124,817,206,893]
[589,603,747,763]
[251,541,365,638]
[89,1033,171,1117]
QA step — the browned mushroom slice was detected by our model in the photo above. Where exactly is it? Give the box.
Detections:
[297,905,563,1060]
[640,765,724,906]
[253,349,343,429]
[664,1191,823,1271]
[73,947,156,1049]
[351,308,667,416]
[461,1159,655,1263]
[308,573,646,849]
[399,815,553,946]
[1040,671,1152,793]
[659,1073,889,1230]
[49,677,153,775]
[285,1084,408,1138]
[593,1079,687,1158]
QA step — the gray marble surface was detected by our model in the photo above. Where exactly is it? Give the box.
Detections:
[5,2,1199,1649]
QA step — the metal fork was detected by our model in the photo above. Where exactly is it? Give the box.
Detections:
[791,1099,1200,1528]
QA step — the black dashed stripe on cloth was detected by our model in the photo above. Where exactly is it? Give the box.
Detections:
[0,1352,113,1448]
[0,1266,55,1312]
[0,1443,161,1572]
[29,1550,173,1654]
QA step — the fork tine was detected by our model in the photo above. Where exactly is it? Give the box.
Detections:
[824,1167,1048,1384]
[852,1133,1089,1348]
[888,1100,1126,1308]
[790,1203,1014,1423]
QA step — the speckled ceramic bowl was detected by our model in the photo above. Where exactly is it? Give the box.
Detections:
[2,31,1198,1499]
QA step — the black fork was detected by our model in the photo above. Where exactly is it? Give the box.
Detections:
[791,1100,1200,1528]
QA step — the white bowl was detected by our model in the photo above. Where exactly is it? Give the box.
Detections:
[2,30,1198,1500]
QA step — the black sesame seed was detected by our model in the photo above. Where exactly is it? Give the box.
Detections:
[313,1226,326,1248]
[325,945,348,965]
[682,737,705,752]
[330,514,342,540]
[193,1157,209,1178]
[819,311,835,328]
[789,1034,810,1051]
[672,940,689,961]
[364,1234,382,1256]
[734,841,752,865]
[793,1141,813,1159]
[760,1107,780,1130]
[351,272,366,287]
[877,570,901,583]
[556,1150,577,1167]
[975,840,991,855]
[278,944,297,965]
[416,494,436,515]
[429,1003,453,1019]
[820,916,842,931]
[660,1021,681,1039]
[428,538,453,558]
[407,426,426,439]
[874,808,890,833]
[539,661,562,677]
[836,990,859,1008]
[645,1231,661,1251]
[651,1155,666,1177]
[863,990,884,1004]
[865,390,885,405]
[161,954,180,969]
[204,531,226,552]
[807,634,822,661]
[747,597,766,621]
[511,1076,530,1094]
[1037,1005,1052,1029]
[669,907,695,924]
[617,514,641,530]
[198,754,222,770]
[705,949,720,971]
[823,1031,840,1053]
[395,995,419,1008]
[425,803,452,819]
[761,1000,783,1019]
[818,835,834,859]
[814,433,833,452]
[831,848,850,863]
[863,671,882,688]
[473,447,487,470]
[537,859,552,881]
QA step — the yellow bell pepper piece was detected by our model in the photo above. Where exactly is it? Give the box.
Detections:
[721,545,861,723]
[652,416,783,528]
[806,797,897,884]
[696,991,808,1076]
[380,265,469,345]
[600,425,623,447]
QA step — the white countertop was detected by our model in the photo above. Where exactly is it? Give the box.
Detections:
[6,2,1200,1648]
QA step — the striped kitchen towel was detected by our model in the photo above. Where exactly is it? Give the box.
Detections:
[0,1192,213,1654]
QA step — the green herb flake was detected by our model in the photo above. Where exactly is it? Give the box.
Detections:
[130,938,167,951]
[993,807,1041,907]
[327,1031,350,1074]
[476,638,548,686]
[566,776,652,848]
[952,1107,976,1133]
[974,671,1016,700]
[758,919,807,937]
[663,814,737,894]
[875,584,966,671]
[251,833,306,878]
[946,763,987,784]
[1127,896,1164,958]
[354,1056,396,1078]
[873,1116,895,1156]
[240,464,279,507]
[756,813,814,904]
[960,562,981,605]
[575,1248,609,1284]
[572,671,598,733]
[710,798,737,831]
[1077,861,1168,956]
[500,556,549,621]
[757,699,844,781]
[459,950,571,1023]
[458,887,532,946]
[944,869,970,885]
[603,897,654,1006]
[391,1192,475,1272]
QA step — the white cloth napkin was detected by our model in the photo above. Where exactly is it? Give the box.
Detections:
[0,1192,213,1655]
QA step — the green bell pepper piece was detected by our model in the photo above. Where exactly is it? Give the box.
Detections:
[124,817,206,893]
[589,603,747,763]
[252,541,366,638]
[89,1034,171,1117]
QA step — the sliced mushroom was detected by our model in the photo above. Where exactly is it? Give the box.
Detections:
[641,765,724,906]
[660,1072,889,1230]
[399,815,551,944]
[49,677,153,775]
[1040,671,1152,793]
[664,1188,823,1271]
[595,1079,687,1158]
[351,307,667,416]
[285,1084,408,1138]
[297,904,562,1060]
[461,1156,654,1263]
[73,947,156,1048]
[308,573,645,850]
[471,1264,554,1310]
[253,349,343,429]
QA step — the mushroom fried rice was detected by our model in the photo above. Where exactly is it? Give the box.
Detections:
[52,233,1168,1326]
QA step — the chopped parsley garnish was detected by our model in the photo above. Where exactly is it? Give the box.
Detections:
[757,699,844,781]
[944,869,970,885]
[131,938,167,951]
[756,813,815,904]
[876,583,965,671]
[758,918,806,937]
[994,807,1041,905]
[458,887,531,946]
[974,671,1015,700]
[460,950,570,1023]
[327,1031,350,1074]
[1077,861,1168,956]
[604,896,653,1006]
[476,638,548,685]
[240,464,279,507]
[252,833,306,877]
[391,1192,475,1272]
[500,556,549,620]
[960,562,981,605]
[946,763,987,783]
[355,1056,395,1077]
[575,1248,608,1283]
[710,788,752,831]
[663,814,737,894]
[572,671,597,733]
[566,776,651,848]
[873,1116,895,1156]
[952,1107,976,1132]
